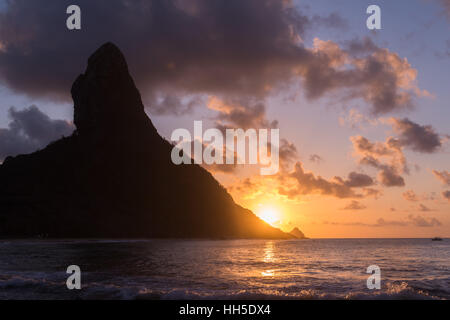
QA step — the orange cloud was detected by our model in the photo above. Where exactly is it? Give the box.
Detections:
[432,170,450,186]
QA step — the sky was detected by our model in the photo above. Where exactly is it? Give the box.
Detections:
[0,0,449,238]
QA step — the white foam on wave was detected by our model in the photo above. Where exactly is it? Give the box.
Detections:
[0,275,445,300]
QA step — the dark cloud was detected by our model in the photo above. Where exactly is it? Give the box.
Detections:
[442,190,450,201]
[391,118,442,153]
[279,161,363,199]
[278,162,381,200]
[0,106,74,162]
[358,156,406,187]
[351,136,405,162]
[344,171,374,188]
[351,136,407,187]
[377,166,405,187]
[300,39,428,115]
[0,1,425,115]
[344,37,379,56]
[432,169,450,186]
[352,120,443,188]
[0,0,311,102]
[341,200,366,210]
[278,138,298,170]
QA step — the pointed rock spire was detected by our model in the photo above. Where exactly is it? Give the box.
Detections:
[71,42,156,138]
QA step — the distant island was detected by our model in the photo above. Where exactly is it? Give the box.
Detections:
[0,43,300,240]
[289,227,308,239]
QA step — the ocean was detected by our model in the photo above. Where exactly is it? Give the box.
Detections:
[0,239,448,300]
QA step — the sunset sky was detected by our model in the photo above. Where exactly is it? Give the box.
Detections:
[0,0,449,238]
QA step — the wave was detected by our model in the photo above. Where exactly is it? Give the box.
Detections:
[3,277,442,300]
[0,274,446,300]
[147,283,444,300]
[1,267,448,300]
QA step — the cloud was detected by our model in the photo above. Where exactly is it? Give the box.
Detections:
[344,172,374,188]
[338,108,379,129]
[207,96,277,130]
[150,93,204,115]
[299,38,428,115]
[403,189,436,202]
[341,200,366,210]
[403,190,419,201]
[276,158,381,199]
[442,190,450,201]
[0,106,74,162]
[377,166,405,187]
[351,119,444,188]
[351,136,406,169]
[390,118,442,153]
[351,135,406,187]
[343,37,379,56]
[205,95,303,174]
[228,177,256,194]
[309,154,323,163]
[418,203,433,212]
[203,95,301,174]
[408,214,441,227]
[362,187,382,199]
[323,218,406,227]
[278,138,298,170]
[174,139,238,174]
[324,215,442,228]
[432,169,450,186]
[0,1,427,116]
[278,162,365,199]
[0,0,310,101]
[374,218,408,227]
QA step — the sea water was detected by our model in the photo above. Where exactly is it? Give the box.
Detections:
[0,238,448,299]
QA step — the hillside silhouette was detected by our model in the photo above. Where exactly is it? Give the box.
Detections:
[0,43,293,239]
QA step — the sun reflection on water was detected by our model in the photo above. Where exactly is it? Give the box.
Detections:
[263,241,275,263]
[262,241,276,277]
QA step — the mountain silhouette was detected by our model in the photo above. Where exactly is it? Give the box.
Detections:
[0,43,293,239]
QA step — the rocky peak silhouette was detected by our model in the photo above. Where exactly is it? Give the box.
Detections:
[0,43,293,239]
[72,43,157,140]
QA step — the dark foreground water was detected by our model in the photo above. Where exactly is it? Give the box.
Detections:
[0,239,448,299]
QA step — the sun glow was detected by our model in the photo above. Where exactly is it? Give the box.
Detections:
[258,206,280,226]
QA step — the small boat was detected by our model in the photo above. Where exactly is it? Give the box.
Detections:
[431,237,443,241]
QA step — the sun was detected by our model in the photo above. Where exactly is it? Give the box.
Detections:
[258,206,280,225]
